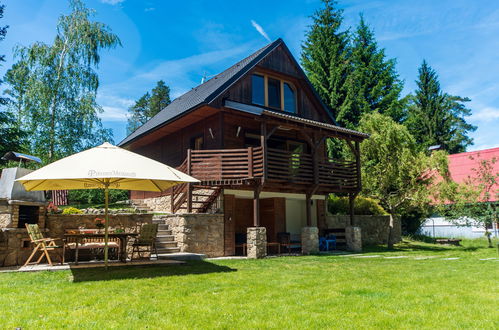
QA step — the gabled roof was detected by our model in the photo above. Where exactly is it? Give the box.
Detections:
[119,39,283,146]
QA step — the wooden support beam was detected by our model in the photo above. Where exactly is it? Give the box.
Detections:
[253,183,262,227]
[265,125,279,140]
[306,193,312,227]
[187,149,192,213]
[260,122,268,184]
[355,141,362,192]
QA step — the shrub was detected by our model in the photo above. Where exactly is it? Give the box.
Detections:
[62,207,83,215]
[68,189,129,205]
[328,195,387,215]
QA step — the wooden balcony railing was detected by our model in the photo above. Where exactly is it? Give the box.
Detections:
[183,146,359,190]
[188,147,264,182]
[266,148,358,189]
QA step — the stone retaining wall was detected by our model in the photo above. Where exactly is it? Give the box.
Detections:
[45,214,153,238]
[0,213,152,267]
[162,214,224,257]
[326,215,401,245]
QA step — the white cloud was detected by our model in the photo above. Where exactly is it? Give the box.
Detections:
[144,7,155,12]
[472,107,499,121]
[250,20,271,42]
[100,0,125,5]
[99,106,129,122]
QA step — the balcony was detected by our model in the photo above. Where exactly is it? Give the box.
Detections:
[185,147,359,192]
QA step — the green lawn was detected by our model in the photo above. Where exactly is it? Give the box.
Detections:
[1,239,498,329]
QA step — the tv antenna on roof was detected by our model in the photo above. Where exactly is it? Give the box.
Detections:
[200,71,216,84]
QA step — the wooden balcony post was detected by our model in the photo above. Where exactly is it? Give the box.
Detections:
[248,147,254,178]
[349,193,355,226]
[306,193,312,227]
[253,184,261,227]
[260,122,267,183]
[355,141,361,191]
[187,149,192,213]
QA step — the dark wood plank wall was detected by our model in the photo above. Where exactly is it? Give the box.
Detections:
[223,194,236,256]
[134,113,222,168]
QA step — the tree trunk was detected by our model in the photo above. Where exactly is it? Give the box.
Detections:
[387,213,394,249]
[485,227,492,248]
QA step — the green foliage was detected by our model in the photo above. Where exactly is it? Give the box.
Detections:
[339,15,405,128]
[127,80,171,134]
[301,0,350,121]
[328,195,387,215]
[61,207,83,215]
[0,110,27,165]
[405,61,476,154]
[358,112,450,245]
[0,2,8,106]
[4,0,120,162]
[68,189,129,205]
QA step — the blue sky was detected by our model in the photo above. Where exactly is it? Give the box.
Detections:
[2,0,499,150]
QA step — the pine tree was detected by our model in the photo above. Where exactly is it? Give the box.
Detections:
[126,80,171,134]
[405,61,476,154]
[148,80,171,118]
[339,15,404,128]
[126,93,150,135]
[301,0,350,120]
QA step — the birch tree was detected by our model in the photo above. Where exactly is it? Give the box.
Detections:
[5,0,120,162]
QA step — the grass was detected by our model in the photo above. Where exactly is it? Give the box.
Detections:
[1,239,498,329]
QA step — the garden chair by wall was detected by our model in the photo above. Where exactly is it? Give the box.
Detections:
[277,232,301,254]
[319,235,336,251]
[130,223,159,261]
[24,224,65,266]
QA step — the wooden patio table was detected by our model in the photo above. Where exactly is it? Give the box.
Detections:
[64,233,138,265]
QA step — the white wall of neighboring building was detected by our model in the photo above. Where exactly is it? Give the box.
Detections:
[420,217,499,239]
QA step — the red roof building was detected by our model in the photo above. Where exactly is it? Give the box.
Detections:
[447,147,499,202]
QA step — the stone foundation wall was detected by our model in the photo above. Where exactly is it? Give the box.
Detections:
[326,215,401,245]
[163,214,224,257]
[141,196,172,213]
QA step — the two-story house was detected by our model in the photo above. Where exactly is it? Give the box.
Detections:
[119,39,368,256]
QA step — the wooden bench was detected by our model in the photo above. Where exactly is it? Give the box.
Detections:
[436,238,462,246]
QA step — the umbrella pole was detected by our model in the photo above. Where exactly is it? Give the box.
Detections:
[104,185,109,269]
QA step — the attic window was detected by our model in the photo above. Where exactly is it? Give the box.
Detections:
[251,73,297,113]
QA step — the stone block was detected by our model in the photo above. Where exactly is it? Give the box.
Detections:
[346,226,362,252]
[301,227,319,255]
[247,227,266,259]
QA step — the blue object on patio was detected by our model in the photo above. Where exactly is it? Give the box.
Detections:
[319,235,336,251]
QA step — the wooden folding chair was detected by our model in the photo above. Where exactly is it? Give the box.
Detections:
[24,224,65,266]
[130,224,159,260]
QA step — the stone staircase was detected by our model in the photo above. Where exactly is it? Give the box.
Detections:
[152,216,180,256]
[130,199,154,213]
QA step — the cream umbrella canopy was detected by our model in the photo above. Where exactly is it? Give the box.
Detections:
[16,142,199,267]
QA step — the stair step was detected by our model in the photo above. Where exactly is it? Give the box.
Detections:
[156,241,178,248]
[158,224,169,230]
[157,247,181,253]
[157,230,172,236]
[152,219,164,224]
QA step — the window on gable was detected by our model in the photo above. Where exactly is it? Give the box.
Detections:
[267,78,281,109]
[283,82,296,113]
[251,74,265,106]
[251,73,298,114]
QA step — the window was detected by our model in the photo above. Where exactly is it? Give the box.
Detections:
[251,73,297,113]
[283,82,296,113]
[267,78,281,109]
[190,135,204,150]
[251,74,265,106]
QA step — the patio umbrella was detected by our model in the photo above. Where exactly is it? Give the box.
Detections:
[16,142,199,267]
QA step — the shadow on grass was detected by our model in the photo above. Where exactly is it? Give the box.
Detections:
[70,260,236,282]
